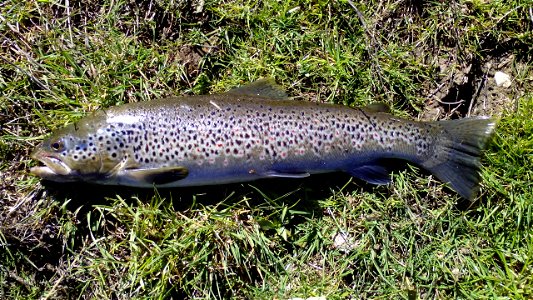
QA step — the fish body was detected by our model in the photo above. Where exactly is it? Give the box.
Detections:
[31,79,496,200]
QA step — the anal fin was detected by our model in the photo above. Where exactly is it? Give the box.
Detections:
[263,170,311,178]
[348,165,392,185]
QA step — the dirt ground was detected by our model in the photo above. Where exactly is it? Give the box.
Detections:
[420,52,525,120]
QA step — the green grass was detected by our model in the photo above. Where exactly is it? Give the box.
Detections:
[1,0,532,298]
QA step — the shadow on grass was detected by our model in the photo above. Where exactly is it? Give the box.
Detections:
[38,157,472,215]
[40,172,373,214]
[25,164,472,297]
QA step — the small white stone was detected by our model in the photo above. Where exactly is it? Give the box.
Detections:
[332,231,358,253]
[333,232,348,248]
[288,6,300,14]
[494,71,512,88]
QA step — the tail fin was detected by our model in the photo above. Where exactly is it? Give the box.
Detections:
[424,117,496,201]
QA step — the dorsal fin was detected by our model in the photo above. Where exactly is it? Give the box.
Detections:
[225,78,289,100]
[363,102,391,113]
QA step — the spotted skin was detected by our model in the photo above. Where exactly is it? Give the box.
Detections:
[31,82,495,200]
[52,96,432,180]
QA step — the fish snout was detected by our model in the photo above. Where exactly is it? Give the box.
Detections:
[30,147,73,176]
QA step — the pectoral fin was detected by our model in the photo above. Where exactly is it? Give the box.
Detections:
[121,166,189,185]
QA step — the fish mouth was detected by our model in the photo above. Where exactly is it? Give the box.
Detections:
[30,149,76,181]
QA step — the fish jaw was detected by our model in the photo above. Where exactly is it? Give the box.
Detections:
[30,148,77,182]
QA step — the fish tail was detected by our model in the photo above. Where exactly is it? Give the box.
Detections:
[423,117,496,201]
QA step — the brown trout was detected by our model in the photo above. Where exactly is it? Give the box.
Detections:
[30,79,495,200]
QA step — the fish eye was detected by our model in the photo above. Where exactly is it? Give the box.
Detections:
[50,140,64,152]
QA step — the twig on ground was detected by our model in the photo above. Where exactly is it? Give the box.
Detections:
[434,98,465,106]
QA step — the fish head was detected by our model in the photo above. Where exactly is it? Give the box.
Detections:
[30,117,122,182]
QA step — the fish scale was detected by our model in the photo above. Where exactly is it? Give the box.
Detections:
[95,96,434,168]
[30,79,495,200]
